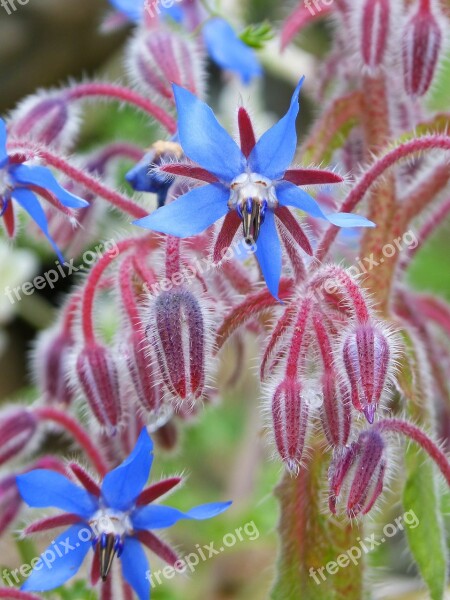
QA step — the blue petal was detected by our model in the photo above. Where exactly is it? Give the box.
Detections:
[161,4,184,22]
[173,84,246,183]
[277,182,375,227]
[22,524,92,592]
[323,213,376,228]
[133,184,229,237]
[16,470,98,519]
[12,188,65,263]
[11,164,89,209]
[101,428,153,511]
[109,0,143,22]
[203,18,262,85]
[249,77,305,180]
[120,538,150,600]
[0,118,8,166]
[255,210,282,300]
[132,501,232,531]
[125,152,170,194]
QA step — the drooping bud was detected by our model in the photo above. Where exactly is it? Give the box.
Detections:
[342,322,392,423]
[321,374,352,447]
[0,408,38,467]
[123,332,165,416]
[33,327,74,406]
[8,91,80,151]
[271,377,309,474]
[126,27,204,105]
[402,0,442,97]
[147,289,210,404]
[75,343,123,432]
[0,475,22,535]
[328,429,386,516]
[313,311,351,447]
[360,0,391,70]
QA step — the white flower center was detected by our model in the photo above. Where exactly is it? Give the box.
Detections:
[89,508,132,539]
[228,173,277,243]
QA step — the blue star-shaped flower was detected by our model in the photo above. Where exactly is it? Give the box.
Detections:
[132,78,375,298]
[0,119,88,261]
[108,0,261,83]
[17,429,231,600]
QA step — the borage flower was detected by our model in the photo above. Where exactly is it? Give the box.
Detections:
[107,0,261,83]
[17,429,231,600]
[133,78,375,297]
[0,119,88,261]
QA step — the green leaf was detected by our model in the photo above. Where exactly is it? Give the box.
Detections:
[239,21,274,49]
[403,446,447,600]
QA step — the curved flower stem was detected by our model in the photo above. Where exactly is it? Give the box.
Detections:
[65,83,177,134]
[8,142,148,219]
[315,135,450,263]
[86,142,145,174]
[81,238,149,343]
[33,406,108,476]
[165,236,181,279]
[376,418,450,486]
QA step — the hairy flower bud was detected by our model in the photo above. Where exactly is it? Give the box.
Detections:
[33,327,74,406]
[328,429,386,516]
[147,289,209,404]
[342,322,391,423]
[8,92,80,150]
[360,0,391,70]
[321,374,351,447]
[123,332,165,416]
[75,343,123,432]
[402,0,442,97]
[0,475,22,535]
[0,409,38,467]
[271,377,309,474]
[126,27,204,105]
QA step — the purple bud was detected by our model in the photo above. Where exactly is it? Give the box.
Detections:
[126,28,204,105]
[75,343,123,432]
[148,289,209,404]
[342,323,391,423]
[328,429,386,516]
[360,0,391,70]
[402,0,442,97]
[321,374,351,447]
[33,327,74,406]
[0,409,38,467]
[271,378,309,474]
[8,92,80,150]
[124,331,164,414]
[0,475,22,535]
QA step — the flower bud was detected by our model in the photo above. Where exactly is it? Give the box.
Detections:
[147,289,209,404]
[126,27,204,105]
[75,343,123,432]
[402,1,442,97]
[321,374,351,447]
[328,429,386,516]
[0,409,38,467]
[271,378,309,474]
[8,92,80,151]
[33,327,74,406]
[124,332,165,414]
[342,322,391,423]
[360,0,391,70]
[0,475,22,535]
